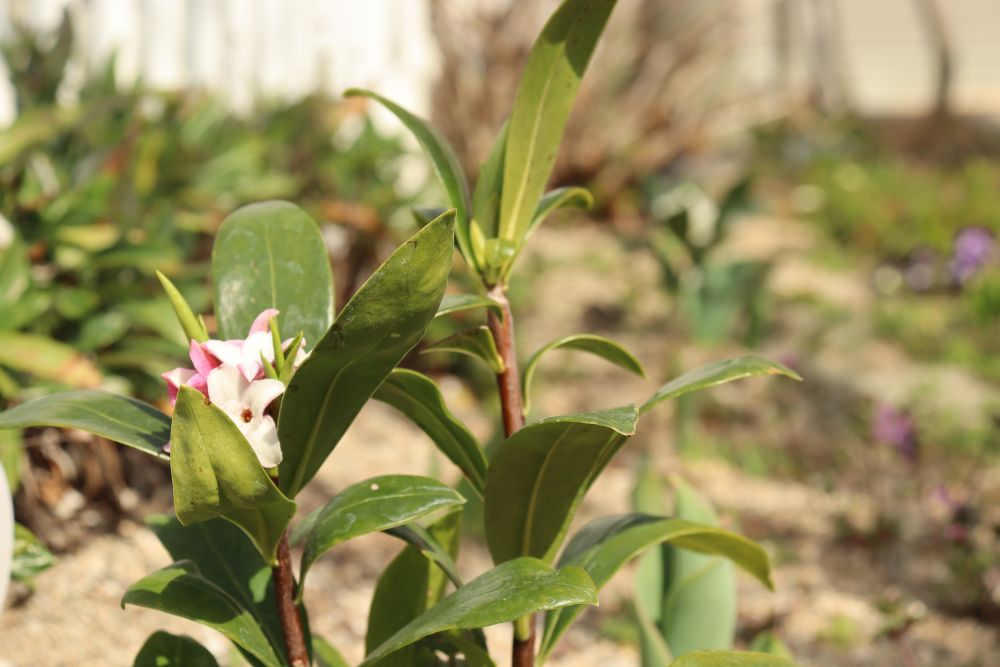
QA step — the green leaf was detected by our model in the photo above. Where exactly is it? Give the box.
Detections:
[146,515,288,663]
[122,562,282,667]
[0,333,102,388]
[169,387,295,564]
[423,326,505,373]
[346,89,474,271]
[538,514,772,660]
[748,632,794,659]
[471,120,509,242]
[522,334,645,413]
[156,271,209,343]
[0,428,23,492]
[277,211,456,497]
[300,475,465,584]
[660,481,739,656]
[635,598,674,667]
[0,236,30,308]
[435,294,502,319]
[528,187,593,238]
[668,651,799,667]
[365,542,431,667]
[366,512,466,666]
[484,405,638,565]
[12,523,55,582]
[641,356,801,415]
[498,0,617,246]
[385,521,465,590]
[373,369,487,494]
[133,631,220,667]
[313,636,351,667]
[362,558,598,665]
[0,390,170,459]
[212,201,335,346]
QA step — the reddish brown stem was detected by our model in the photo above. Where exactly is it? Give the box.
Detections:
[486,284,534,667]
[273,531,309,667]
[486,285,524,437]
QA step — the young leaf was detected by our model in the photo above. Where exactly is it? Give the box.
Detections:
[0,390,170,459]
[212,201,335,346]
[471,120,509,241]
[300,475,465,585]
[346,89,474,270]
[362,558,598,665]
[0,332,102,388]
[641,356,802,415]
[434,294,503,319]
[122,561,282,667]
[277,211,456,497]
[668,651,799,667]
[170,386,295,564]
[484,405,638,565]
[133,631,220,667]
[156,271,209,343]
[423,326,505,373]
[373,369,488,494]
[147,515,288,662]
[528,187,593,239]
[498,0,617,246]
[660,481,738,656]
[537,514,772,660]
[522,334,645,413]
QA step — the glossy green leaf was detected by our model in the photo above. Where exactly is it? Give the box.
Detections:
[522,334,645,413]
[300,475,465,584]
[660,482,738,656]
[363,558,598,665]
[12,523,55,582]
[170,387,295,563]
[538,514,771,660]
[277,211,456,497]
[471,120,509,242]
[373,369,487,494]
[484,405,638,565]
[0,390,170,459]
[346,89,474,270]
[212,200,334,345]
[133,631,220,667]
[668,651,798,667]
[0,332,102,388]
[146,515,288,662]
[314,636,350,667]
[498,0,616,245]
[366,511,466,667]
[365,540,431,667]
[122,561,282,667]
[156,271,209,343]
[385,521,465,590]
[435,294,502,319]
[423,326,504,373]
[641,356,802,415]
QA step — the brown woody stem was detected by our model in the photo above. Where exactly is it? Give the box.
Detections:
[486,284,534,667]
[273,530,309,666]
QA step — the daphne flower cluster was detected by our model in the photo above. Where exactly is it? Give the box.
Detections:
[162,308,306,468]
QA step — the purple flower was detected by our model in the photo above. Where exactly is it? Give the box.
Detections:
[950,226,995,284]
[872,403,919,463]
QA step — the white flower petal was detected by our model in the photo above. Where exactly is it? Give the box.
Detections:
[243,415,282,467]
[203,340,243,368]
[246,378,285,416]
[206,364,245,408]
[240,331,275,381]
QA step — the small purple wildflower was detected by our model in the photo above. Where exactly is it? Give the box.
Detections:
[872,403,919,463]
[950,226,995,284]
